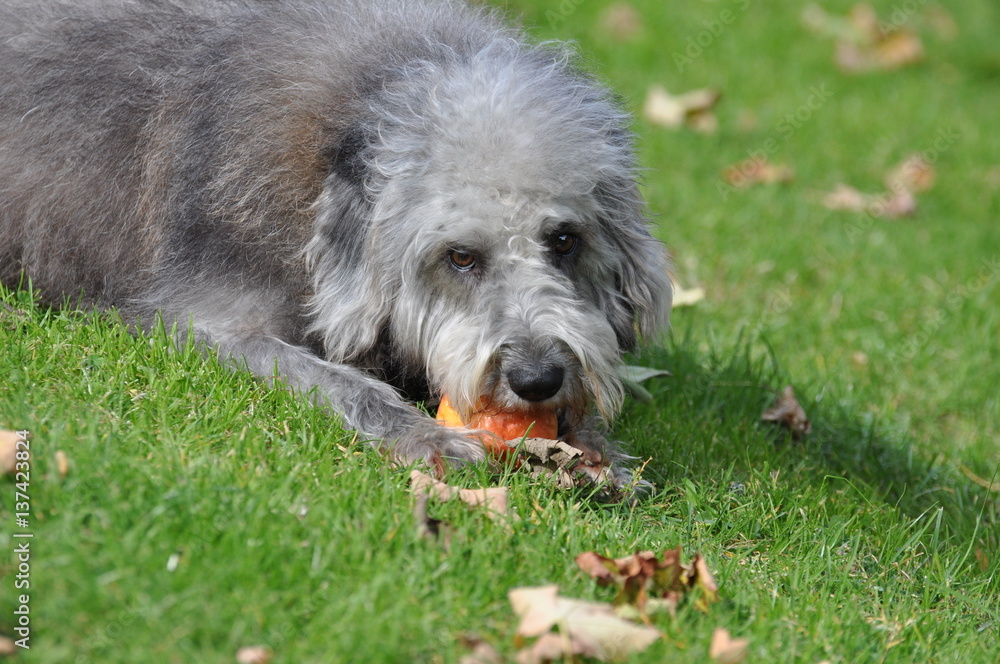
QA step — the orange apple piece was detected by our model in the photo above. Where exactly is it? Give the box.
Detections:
[436,394,559,459]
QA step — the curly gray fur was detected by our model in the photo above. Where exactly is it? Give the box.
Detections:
[0,0,672,486]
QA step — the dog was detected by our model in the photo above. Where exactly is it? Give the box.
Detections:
[0,0,672,488]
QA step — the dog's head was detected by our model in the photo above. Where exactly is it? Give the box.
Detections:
[307,41,672,428]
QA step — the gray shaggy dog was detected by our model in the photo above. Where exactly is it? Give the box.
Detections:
[0,0,672,487]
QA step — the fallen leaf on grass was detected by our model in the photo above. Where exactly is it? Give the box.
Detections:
[761,386,812,440]
[0,430,18,475]
[413,491,455,548]
[575,547,720,615]
[518,438,595,487]
[820,153,933,220]
[511,438,647,502]
[598,2,642,42]
[644,85,721,133]
[821,183,870,212]
[723,158,794,188]
[509,585,660,662]
[458,635,503,664]
[803,3,924,73]
[671,283,706,308]
[885,154,935,194]
[836,30,924,72]
[55,450,69,478]
[236,645,273,664]
[709,628,750,664]
[515,632,593,664]
[410,470,512,522]
[871,30,924,69]
[821,184,916,219]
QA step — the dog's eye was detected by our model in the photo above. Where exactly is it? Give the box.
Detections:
[449,249,476,271]
[550,233,579,257]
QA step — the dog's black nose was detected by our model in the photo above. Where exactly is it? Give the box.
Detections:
[507,364,564,402]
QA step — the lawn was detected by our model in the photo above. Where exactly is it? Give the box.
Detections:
[2,1,998,662]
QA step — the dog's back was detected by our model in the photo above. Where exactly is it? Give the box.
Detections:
[0,0,510,312]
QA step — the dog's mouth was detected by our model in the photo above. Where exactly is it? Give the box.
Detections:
[430,338,621,439]
[434,390,575,441]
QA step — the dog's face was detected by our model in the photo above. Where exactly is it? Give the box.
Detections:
[307,50,672,428]
[394,187,633,422]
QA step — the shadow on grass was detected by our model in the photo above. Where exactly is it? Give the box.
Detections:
[620,327,998,552]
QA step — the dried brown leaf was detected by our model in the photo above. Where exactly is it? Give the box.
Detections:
[874,190,917,218]
[514,438,636,501]
[599,3,642,42]
[459,639,503,664]
[847,3,881,42]
[574,551,622,586]
[508,585,661,662]
[723,158,793,188]
[413,491,453,548]
[709,628,750,664]
[0,430,18,475]
[762,386,812,440]
[409,470,513,524]
[801,4,861,41]
[885,155,935,194]
[835,41,874,73]
[874,31,924,69]
[644,85,721,131]
[822,183,870,212]
[821,184,917,219]
[687,554,721,611]
[834,28,924,72]
[576,547,719,614]
[235,645,273,664]
[515,631,597,664]
[672,283,706,308]
[55,450,69,479]
[806,3,925,72]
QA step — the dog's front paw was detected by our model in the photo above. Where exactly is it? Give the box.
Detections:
[386,419,487,476]
[559,425,653,502]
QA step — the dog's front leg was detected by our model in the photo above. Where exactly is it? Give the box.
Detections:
[201,331,487,472]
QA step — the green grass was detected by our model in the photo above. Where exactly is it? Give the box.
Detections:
[2,1,998,662]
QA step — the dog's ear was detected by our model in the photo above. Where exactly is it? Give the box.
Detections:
[594,175,673,351]
[306,123,392,363]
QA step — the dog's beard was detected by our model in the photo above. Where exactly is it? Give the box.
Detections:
[393,282,626,432]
